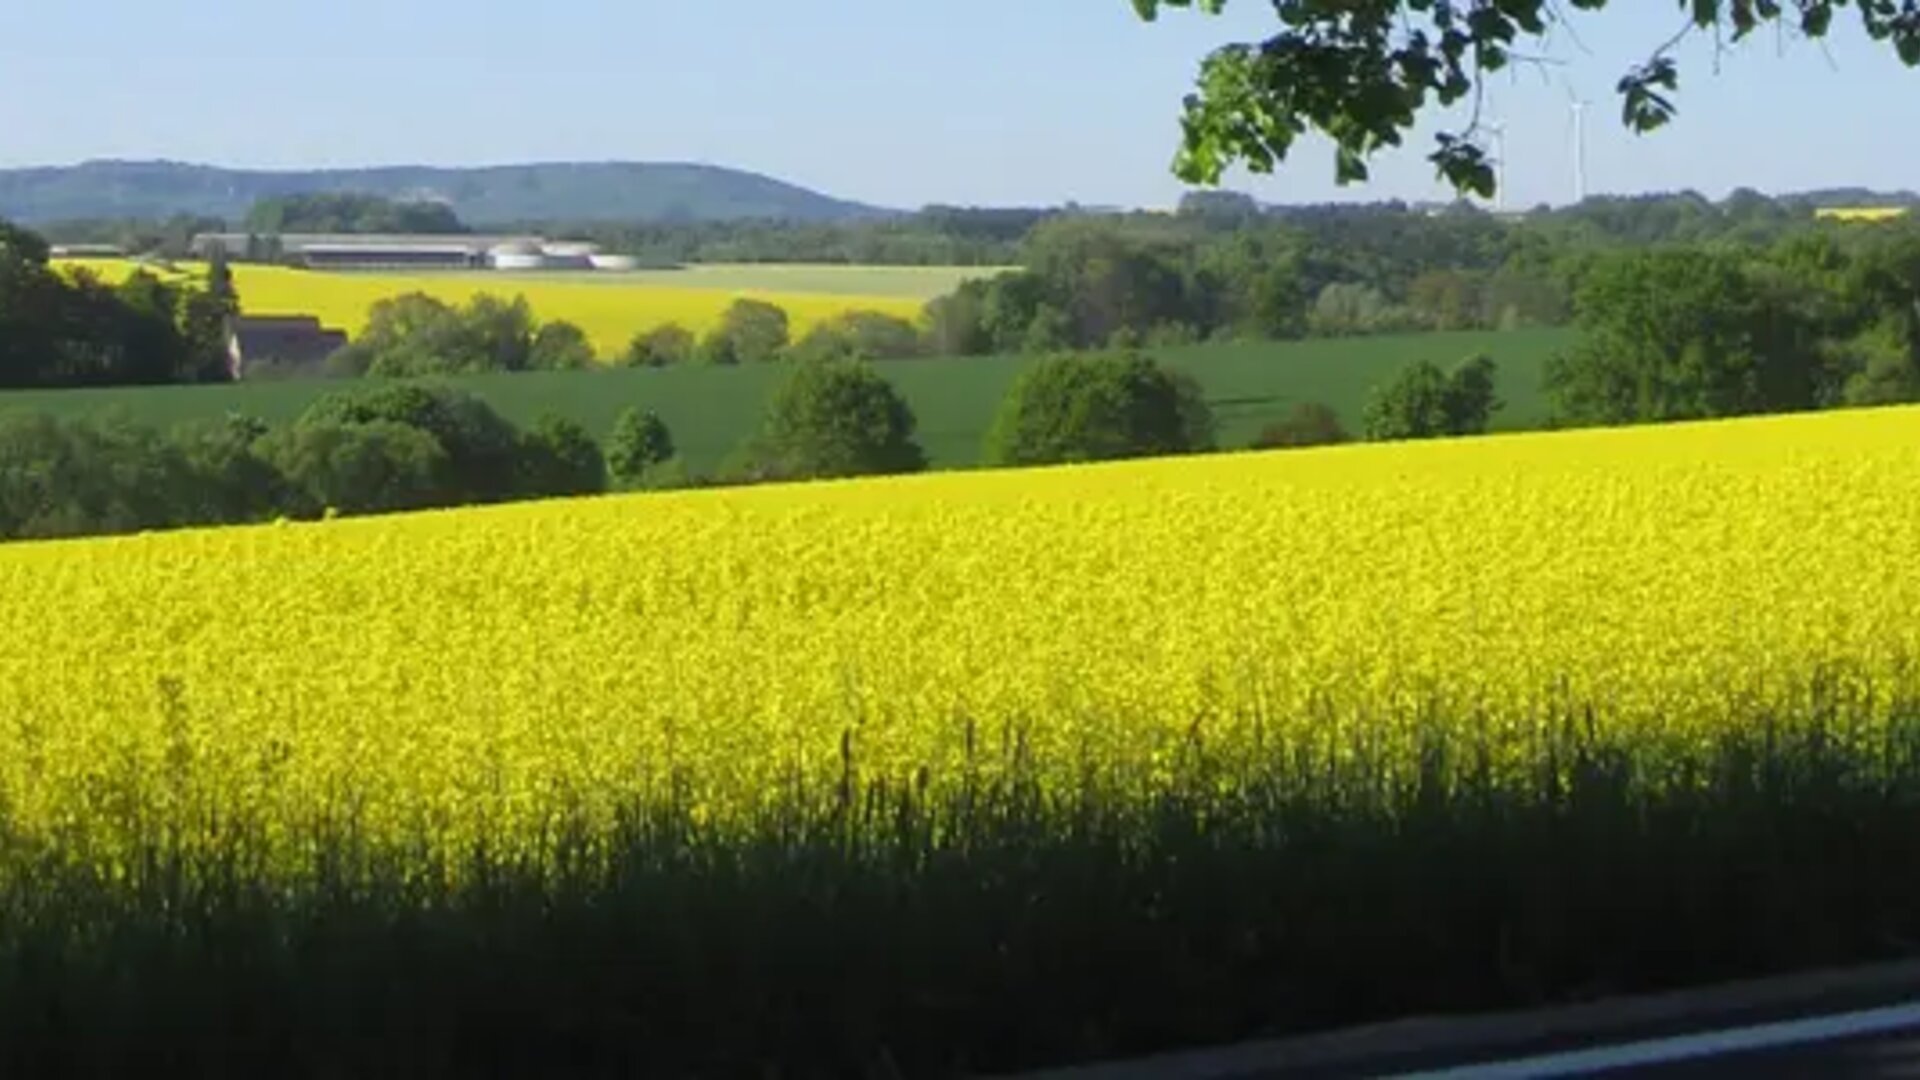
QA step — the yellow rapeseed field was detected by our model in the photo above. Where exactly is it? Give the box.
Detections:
[2,405,1919,875]
[1815,206,1913,223]
[55,259,927,356]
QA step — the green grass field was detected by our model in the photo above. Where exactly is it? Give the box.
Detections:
[0,329,1572,473]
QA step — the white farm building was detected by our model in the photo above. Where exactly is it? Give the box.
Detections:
[488,240,550,271]
[191,233,640,273]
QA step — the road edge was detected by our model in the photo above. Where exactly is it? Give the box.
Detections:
[1007,955,1920,1079]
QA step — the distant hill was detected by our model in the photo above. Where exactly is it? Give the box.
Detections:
[0,160,892,226]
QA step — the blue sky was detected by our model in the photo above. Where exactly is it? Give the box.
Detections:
[1,1,1913,210]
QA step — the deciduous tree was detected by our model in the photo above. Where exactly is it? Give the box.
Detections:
[529,320,596,371]
[259,421,451,517]
[516,413,607,497]
[700,299,791,365]
[1545,249,1838,425]
[1363,354,1500,439]
[984,350,1215,466]
[737,359,926,480]
[297,382,523,504]
[624,323,696,367]
[1133,1,1920,195]
[790,311,925,362]
[606,408,678,487]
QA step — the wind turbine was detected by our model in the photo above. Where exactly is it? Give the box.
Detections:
[1568,92,1591,205]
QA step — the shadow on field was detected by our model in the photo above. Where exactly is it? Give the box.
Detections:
[5,701,1920,1076]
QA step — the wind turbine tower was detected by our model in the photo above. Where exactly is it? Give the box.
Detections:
[1570,96,1590,205]
[1486,120,1509,213]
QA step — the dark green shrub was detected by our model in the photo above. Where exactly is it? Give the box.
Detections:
[257,421,449,516]
[528,321,596,371]
[1252,402,1350,449]
[1143,321,1202,347]
[1362,354,1501,441]
[699,299,791,365]
[351,293,472,378]
[735,359,925,481]
[623,324,696,368]
[983,350,1214,467]
[343,294,598,376]
[0,411,201,539]
[606,408,677,488]
[789,311,924,363]
[516,414,606,498]
[1543,249,1837,425]
[1021,304,1075,354]
[297,383,522,505]
[169,412,296,523]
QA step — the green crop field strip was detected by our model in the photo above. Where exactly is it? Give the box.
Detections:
[0,329,1571,472]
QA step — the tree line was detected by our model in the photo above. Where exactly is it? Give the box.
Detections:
[15,193,1920,413]
[20,186,1917,394]
[914,195,1911,356]
[321,292,930,376]
[0,355,1162,541]
[0,334,1526,545]
[34,186,1887,270]
[29,196,1915,400]
[0,387,607,541]
[9,198,1920,545]
[1546,229,1920,423]
[313,208,1920,434]
[0,222,237,388]
[18,203,1914,543]
[243,193,468,236]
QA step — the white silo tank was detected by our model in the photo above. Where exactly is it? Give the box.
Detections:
[490,241,548,271]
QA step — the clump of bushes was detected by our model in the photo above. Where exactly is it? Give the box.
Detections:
[623,324,697,368]
[606,408,681,489]
[1362,354,1500,441]
[700,299,791,366]
[729,358,927,482]
[0,383,616,542]
[1251,402,1350,449]
[325,293,599,377]
[983,350,1214,467]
